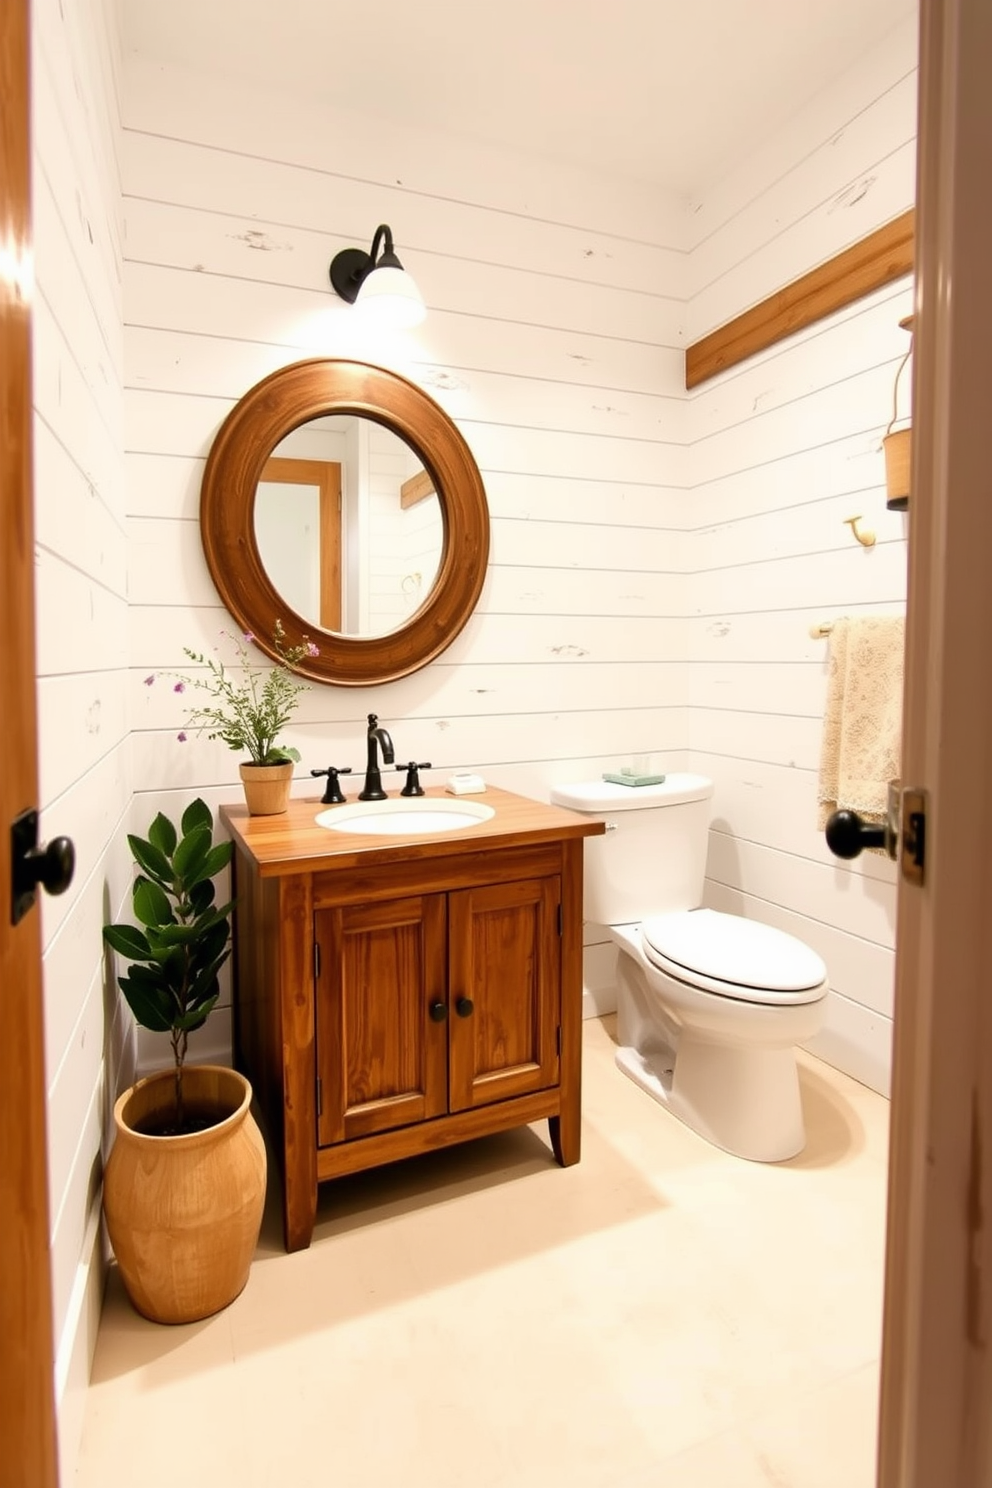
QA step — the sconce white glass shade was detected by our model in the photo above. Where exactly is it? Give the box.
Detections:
[354,265,426,330]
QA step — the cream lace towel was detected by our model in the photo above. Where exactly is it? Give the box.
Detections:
[817,615,906,830]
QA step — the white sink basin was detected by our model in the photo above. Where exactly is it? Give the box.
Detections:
[316,797,495,836]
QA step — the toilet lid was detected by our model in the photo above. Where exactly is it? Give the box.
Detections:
[640,909,828,1005]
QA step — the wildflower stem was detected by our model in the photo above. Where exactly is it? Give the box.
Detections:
[173,624,316,765]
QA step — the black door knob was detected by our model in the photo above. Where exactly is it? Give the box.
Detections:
[428,1000,448,1023]
[825,809,887,860]
[27,837,76,894]
[455,996,474,1018]
[11,810,75,926]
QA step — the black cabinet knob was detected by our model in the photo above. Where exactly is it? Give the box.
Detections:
[428,1000,448,1023]
[824,809,887,859]
[455,996,474,1018]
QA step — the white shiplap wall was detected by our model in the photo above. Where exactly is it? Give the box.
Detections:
[31,15,920,1445]
[31,0,127,1474]
[684,16,918,1094]
[120,56,693,1062]
[119,28,918,1086]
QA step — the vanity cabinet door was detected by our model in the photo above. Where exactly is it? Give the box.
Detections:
[315,894,447,1147]
[447,876,561,1113]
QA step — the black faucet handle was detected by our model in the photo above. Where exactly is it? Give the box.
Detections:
[310,765,352,805]
[398,761,432,797]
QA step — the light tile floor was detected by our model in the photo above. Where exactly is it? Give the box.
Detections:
[75,1016,890,1488]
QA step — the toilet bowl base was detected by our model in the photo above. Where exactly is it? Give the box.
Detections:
[615,1036,807,1163]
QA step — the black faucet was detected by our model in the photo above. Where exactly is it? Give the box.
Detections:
[358,713,395,801]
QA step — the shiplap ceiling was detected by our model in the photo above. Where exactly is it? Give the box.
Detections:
[125,0,917,197]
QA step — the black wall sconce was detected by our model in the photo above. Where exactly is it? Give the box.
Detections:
[329,223,426,330]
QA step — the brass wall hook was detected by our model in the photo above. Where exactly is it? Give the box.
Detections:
[844,515,876,548]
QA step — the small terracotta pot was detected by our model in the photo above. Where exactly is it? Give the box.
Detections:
[103,1065,266,1325]
[239,760,293,815]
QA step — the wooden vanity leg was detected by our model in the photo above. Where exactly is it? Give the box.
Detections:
[280,875,318,1252]
[551,839,584,1168]
[283,1173,318,1253]
[548,1110,580,1166]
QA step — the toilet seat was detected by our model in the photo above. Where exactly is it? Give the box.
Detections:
[639,909,828,1006]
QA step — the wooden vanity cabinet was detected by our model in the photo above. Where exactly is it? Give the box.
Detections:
[316,872,561,1146]
[221,789,603,1252]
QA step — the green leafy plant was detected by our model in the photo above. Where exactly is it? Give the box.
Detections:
[164,621,318,766]
[103,799,234,1133]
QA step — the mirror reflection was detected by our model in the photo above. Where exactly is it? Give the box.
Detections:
[254,415,444,639]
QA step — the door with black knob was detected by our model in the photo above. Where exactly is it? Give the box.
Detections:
[823,779,926,887]
[1,5,63,1478]
[10,808,75,926]
[825,810,892,858]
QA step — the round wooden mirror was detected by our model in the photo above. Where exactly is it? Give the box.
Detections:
[199,358,490,686]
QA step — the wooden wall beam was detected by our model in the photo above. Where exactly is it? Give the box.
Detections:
[685,208,915,389]
[400,469,435,509]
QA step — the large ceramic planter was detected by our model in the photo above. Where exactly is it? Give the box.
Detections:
[239,760,293,815]
[103,1065,266,1325]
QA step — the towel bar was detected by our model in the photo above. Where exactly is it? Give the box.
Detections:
[810,622,834,639]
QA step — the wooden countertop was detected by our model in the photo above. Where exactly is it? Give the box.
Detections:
[220,785,605,877]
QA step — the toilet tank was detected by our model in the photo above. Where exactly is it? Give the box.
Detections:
[550,774,714,926]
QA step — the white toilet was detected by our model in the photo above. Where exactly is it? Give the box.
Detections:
[550,774,829,1161]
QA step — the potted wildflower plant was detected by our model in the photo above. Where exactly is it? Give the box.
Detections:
[166,621,318,815]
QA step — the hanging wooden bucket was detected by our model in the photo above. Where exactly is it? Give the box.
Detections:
[883,427,911,511]
[884,315,913,512]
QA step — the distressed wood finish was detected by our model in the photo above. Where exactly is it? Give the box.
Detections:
[222,788,602,1251]
[686,209,915,388]
[316,1089,562,1182]
[277,872,318,1252]
[223,787,596,875]
[200,358,490,686]
[0,0,59,1481]
[315,894,448,1145]
[448,876,561,1111]
[551,836,585,1166]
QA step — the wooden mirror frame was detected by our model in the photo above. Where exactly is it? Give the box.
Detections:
[199,358,490,686]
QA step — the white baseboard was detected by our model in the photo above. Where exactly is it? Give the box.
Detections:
[55,1193,106,1485]
[583,983,618,1019]
[802,989,893,1096]
[582,940,618,1019]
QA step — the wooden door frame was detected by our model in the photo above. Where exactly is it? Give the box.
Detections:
[0,0,60,1483]
[878,0,992,1481]
[258,456,342,632]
